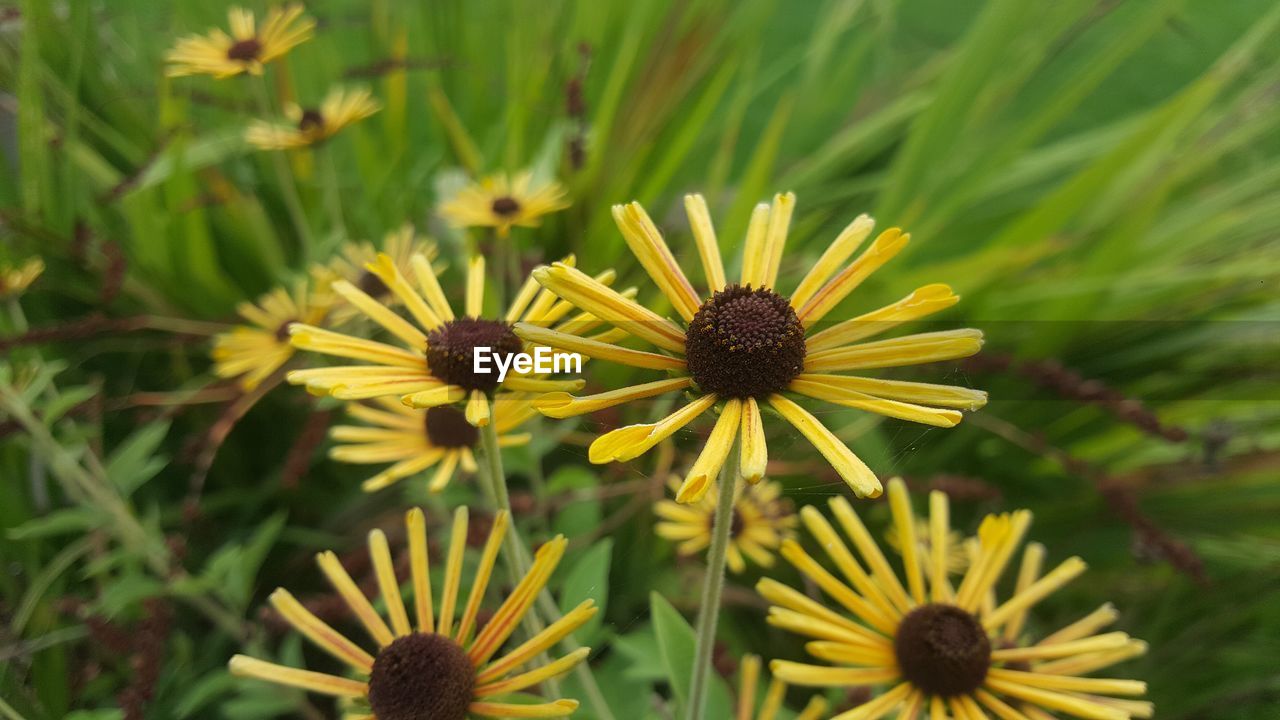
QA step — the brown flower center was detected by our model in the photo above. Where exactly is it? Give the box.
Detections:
[367,632,475,720]
[684,285,806,398]
[490,196,521,217]
[425,317,522,393]
[424,406,478,448]
[273,319,296,341]
[298,109,325,133]
[226,38,262,62]
[894,603,991,697]
[357,270,390,298]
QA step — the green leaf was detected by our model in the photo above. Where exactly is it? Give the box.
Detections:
[650,592,732,719]
[105,420,171,497]
[558,539,612,644]
[6,507,101,541]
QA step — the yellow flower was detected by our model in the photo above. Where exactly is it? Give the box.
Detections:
[246,86,381,150]
[287,252,624,427]
[516,193,986,503]
[654,476,797,574]
[440,172,570,238]
[0,257,44,299]
[331,396,536,493]
[230,507,595,719]
[212,280,330,390]
[323,224,440,326]
[735,654,828,720]
[165,5,313,79]
[760,478,1151,720]
[886,517,971,577]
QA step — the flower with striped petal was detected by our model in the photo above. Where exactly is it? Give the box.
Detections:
[759,479,1151,720]
[229,507,596,719]
[212,279,330,390]
[331,396,536,494]
[323,224,440,326]
[287,251,623,427]
[441,172,570,239]
[166,5,314,79]
[516,193,985,503]
[735,654,828,720]
[246,86,381,151]
[655,476,797,574]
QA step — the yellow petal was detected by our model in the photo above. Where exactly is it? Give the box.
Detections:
[532,377,691,418]
[790,213,875,311]
[769,659,898,687]
[411,253,455,321]
[684,194,726,292]
[803,329,984,373]
[738,397,768,483]
[331,280,428,348]
[406,507,434,633]
[268,589,374,673]
[590,393,717,463]
[794,373,988,410]
[514,322,686,371]
[466,389,491,427]
[466,255,486,317]
[676,399,743,503]
[805,284,960,351]
[739,202,772,287]
[886,478,925,604]
[403,385,467,409]
[468,699,580,718]
[798,228,909,326]
[533,262,686,353]
[368,529,412,637]
[228,655,367,697]
[768,394,881,498]
[613,202,702,322]
[789,378,963,427]
[762,192,795,289]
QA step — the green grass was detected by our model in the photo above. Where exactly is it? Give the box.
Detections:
[2,0,1279,718]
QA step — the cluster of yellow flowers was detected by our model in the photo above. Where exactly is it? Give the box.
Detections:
[167,7,1151,720]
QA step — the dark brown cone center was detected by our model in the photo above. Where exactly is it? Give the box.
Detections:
[226,38,262,62]
[424,406,478,448]
[298,109,325,133]
[425,317,522,393]
[684,285,806,398]
[490,196,521,217]
[367,632,475,720]
[893,603,991,697]
[273,319,296,341]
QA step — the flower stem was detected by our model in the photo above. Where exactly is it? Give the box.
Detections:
[477,399,617,720]
[250,77,315,263]
[686,442,740,720]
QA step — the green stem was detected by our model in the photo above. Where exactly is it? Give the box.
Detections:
[477,399,616,720]
[250,77,315,263]
[321,144,347,242]
[686,442,740,720]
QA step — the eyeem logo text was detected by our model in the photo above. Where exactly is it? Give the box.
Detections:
[473,346,582,382]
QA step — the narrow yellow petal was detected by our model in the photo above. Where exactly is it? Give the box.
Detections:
[830,682,912,720]
[973,689,1032,720]
[929,490,953,603]
[588,393,716,464]
[428,450,461,492]
[438,507,469,637]
[1033,640,1148,677]
[514,323,687,371]
[469,537,568,667]
[614,202,702,322]
[404,385,467,409]
[268,589,374,673]
[829,496,913,614]
[739,397,768,483]
[677,399,742,503]
[1038,603,1119,646]
[289,324,423,369]
[986,668,1146,696]
[365,253,441,331]
[768,394,882,498]
[803,329,985,373]
[982,677,1128,720]
[798,228,909,326]
[500,377,586,393]
[740,203,773,287]
[790,378,963,427]
[684,193,726,292]
[780,537,897,636]
[762,192,795,289]
[769,659,898,687]
[411,253,454,321]
[466,389,491,427]
[887,478,925,604]
[795,508,900,626]
[984,557,1088,631]
[795,373,988,411]
[532,377,691,419]
[406,508,433,633]
[736,655,761,720]
[805,284,960,351]
[533,263,687,352]
[332,280,428,348]
[790,213,875,311]
[228,655,367,697]
[466,255,485,317]
[468,699,579,718]
[368,529,411,637]
[797,695,831,720]
[316,551,395,647]
[1004,543,1046,642]
[756,577,890,645]
[475,647,590,697]
[993,633,1132,662]
[457,512,509,642]
[476,599,598,683]
[506,272,544,322]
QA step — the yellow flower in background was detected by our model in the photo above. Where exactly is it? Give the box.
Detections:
[212,280,330,390]
[516,193,986,503]
[229,507,595,719]
[654,476,797,574]
[287,252,623,427]
[440,172,570,238]
[735,654,828,720]
[324,224,439,326]
[760,479,1150,720]
[886,517,972,577]
[165,5,314,79]
[330,396,536,493]
[0,257,44,299]
[246,86,381,150]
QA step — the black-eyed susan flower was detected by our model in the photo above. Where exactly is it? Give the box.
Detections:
[246,86,381,150]
[330,396,535,493]
[0,257,44,299]
[759,479,1151,720]
[287,251,623,427]
[515,193,986,503]
[165,5,314,79]
[655,476,797,574]
[324,224,439,326]
[735,654,828,720]
[230,507,595,719]
[212,280,329,390]
[440,172,570,238]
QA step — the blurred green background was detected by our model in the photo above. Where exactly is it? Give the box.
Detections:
[2,0,1278,718]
